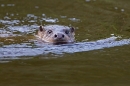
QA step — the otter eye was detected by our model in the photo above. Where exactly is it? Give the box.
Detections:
[65,30,69,34]
[47,30,52,34]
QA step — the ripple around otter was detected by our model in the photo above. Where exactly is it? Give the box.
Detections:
[0,36,130,59]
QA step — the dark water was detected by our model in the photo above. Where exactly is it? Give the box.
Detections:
[0,0,130,86]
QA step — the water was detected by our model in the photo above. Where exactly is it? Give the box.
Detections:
[0,36,130,58]
[0,0,130,86]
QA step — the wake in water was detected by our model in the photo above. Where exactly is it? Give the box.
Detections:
[0,36,130,58]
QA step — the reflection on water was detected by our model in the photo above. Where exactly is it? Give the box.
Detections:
[1,4,15,7]
[0,36,130,59]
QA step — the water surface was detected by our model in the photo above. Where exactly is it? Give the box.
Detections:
[0,0,130,86]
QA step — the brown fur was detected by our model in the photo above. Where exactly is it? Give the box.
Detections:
[37,25,75,44]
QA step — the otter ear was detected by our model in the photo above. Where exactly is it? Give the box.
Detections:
[39,26,45,32]
[70,27,75,33]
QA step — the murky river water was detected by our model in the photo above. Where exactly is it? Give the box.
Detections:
[0,0,130,86]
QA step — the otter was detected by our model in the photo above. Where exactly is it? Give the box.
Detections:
[37,25,75,44]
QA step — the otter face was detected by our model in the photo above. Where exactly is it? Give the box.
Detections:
[37,25,75,44]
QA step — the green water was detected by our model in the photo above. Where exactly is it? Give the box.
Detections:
[0,0,130,86]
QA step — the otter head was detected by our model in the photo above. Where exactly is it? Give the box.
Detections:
[38,25,75,44]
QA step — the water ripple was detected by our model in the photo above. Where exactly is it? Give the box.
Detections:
[0,36,130,58]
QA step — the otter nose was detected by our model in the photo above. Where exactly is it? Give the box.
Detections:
[54,33,64,39]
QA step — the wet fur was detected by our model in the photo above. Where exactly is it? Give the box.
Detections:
[37,25,75,44]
